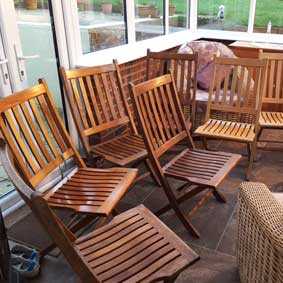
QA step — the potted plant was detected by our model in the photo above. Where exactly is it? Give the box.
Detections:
[101,1,113,14]
[169,1,176,16]
[24,0,37,10]
[136,1,158,18]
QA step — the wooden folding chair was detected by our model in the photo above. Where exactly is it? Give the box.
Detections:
[130,73,241,238]
[60,63,160,185]
[29,189,199,283]
[0,81,137,238]
[258,51,283,145]
[146,49,198,128]
[194,57,268,179]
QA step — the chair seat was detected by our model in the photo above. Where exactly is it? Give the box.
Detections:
[195,119,256,142]
[44,167,137,216]
[163,149,241,187]
[259,111,283,128]
[74,205,199,283]
[91,134,147,166]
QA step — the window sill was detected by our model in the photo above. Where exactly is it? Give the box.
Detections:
[77,30,200,67]
[77,29,283,67]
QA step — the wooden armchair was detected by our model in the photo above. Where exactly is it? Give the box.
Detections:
[30,191,199,283]
[130,73,241,238]
[194,57,268,179]
[258,51,283,144]
[146,49,198,127]
[0,80,137,225]
[60,63,159,185]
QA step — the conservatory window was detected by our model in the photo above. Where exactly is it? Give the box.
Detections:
[77,0,127,54]
[169,0,189,33]
[197,0,250,32]
[254,0,283,34]
[134,0,164,41]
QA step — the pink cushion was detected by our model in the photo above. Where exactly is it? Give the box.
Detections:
[178,41,236,91]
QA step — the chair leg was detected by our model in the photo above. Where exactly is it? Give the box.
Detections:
[202,137,208,150]
[171,202,200,238]
[164,273,180,283]
[161,182,200,238]
[246,142,256,180]
[212,188,226,203]
[145,158,161,186]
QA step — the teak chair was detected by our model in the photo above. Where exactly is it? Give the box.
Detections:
[258,51,283,144]
[0,134,200,283]
[130,73,241,238]
[146,49,198,127]
[60,62,160,185]
[194,57,268,179]
[0,80,137,224]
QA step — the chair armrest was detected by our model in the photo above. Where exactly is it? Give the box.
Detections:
[0,138,34,205]
[239,182,283,253]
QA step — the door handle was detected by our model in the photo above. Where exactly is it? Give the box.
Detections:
[17,54,40,61]
[0,59,8,65]
[14,44,40,81]
[0,58,9,84]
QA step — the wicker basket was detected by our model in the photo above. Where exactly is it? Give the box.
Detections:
[238,182,283,283]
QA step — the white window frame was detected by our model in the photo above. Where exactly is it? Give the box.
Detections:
[62,0,283,69]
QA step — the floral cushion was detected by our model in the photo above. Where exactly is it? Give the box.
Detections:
[178,40,236,90]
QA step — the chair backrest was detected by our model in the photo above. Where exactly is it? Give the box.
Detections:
[30,192,96,282]
[259,51,283,106]
[206,57,268,125]
[60,62,137,153]
[146,49,198,120]
[130,73,194,166]
[0,80,85,188]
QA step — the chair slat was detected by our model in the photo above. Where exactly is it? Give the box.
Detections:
[12,105,46,168]
[20,102,53,162]
[29,98,60,157]
[0,81,84,188]
[146,50,198,125]
[70,79,90,130]
[78,77,96,127]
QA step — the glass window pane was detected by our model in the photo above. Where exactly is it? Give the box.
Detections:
[254,0,283,34]
[78,0,126,53]
[15,0,63,115]
[135,0,164,41]
[169,0,189,33]
[198,0,250,32]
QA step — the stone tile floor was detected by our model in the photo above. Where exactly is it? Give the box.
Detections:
[5,130,283,283]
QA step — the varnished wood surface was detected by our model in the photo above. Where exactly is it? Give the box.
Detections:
[146,49,198,125]
[194,56,268,178]
[44,167,137,216]
[195,119,255,142]
[92,133,147,166]
[258,52,283,130]
[131,73,241,237]
[32,192,199,283]
[0,81,137,217]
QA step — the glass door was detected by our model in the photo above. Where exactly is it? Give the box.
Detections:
[0,30,15,206]
[0,0,65,213]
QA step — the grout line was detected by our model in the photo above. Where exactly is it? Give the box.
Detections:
[215,204,237,252]
[189,242,237,260]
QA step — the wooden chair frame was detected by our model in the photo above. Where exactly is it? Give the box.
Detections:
[0,81,137,256]
[0,143,198,283]
[60,62,160,185]
[130,73,241,238]
[195,56,268,179]
[146,49,198,128]
[258,51,283,145]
